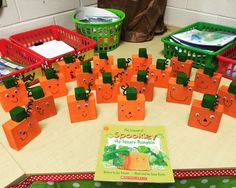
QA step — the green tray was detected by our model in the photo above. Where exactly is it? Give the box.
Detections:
[161,22,236,68]
[72,9,125,53]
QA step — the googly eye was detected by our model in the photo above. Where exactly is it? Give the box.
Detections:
[96,62,99,66]
[188,87,192,91]
[142,87,146,92]
[14,90,18,94]
[36,106,40,110]
[66,65,70,68]
[83,79,86,82]
[18,131,23,135]
[125,72,128,76]
[230,98,234,102]
[110,86,113,90]
[137,107,141,111]
[151,73,155,77]
[213,79,217,83]
[45,102,49,106]
[98,87,102,91]
[5,93,9,98]
[77,104,81,109]
[74,66,78,69]
[223,96,227,100]
[210,115,215,119]
[181,64,185,68]
[90,77,94,81]
[172,62,175,65]
[171,87,175,91]
[162,73,166,77]
[84,103,88,107]
[195,113,200,117]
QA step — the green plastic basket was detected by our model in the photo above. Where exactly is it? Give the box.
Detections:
[161,22,236,68]
[72,9,125,53]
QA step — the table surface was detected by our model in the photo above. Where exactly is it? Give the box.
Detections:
[1,26,236,187]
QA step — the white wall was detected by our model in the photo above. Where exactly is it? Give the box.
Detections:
[0,0,97,38]
[165,0,236,28]
[0,0,236,39]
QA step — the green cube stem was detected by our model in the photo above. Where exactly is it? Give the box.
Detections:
[139,48,148,58]
[83,62,92,73]
[156,59,166,70]
[204,62,217,77]
[176,72,188,85]
[3,76,17,89]
[117,58,126,69]
[137,70,147,82]
[126,87,137,100]
[32,86,45,99]
[228,81,236,95]
[99,52,108,60]
[63,54,74,64]
[102,72,112,84]
[178,52,187,62]
[45,68,58,80]
[202,94,216,109]
[10,106,27,122]
[75,87,86,100]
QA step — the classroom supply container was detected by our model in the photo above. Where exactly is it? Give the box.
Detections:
[217,43,236,80]
[0,39,44,81]
[10,25,96,65]
[161,22,236,68]
[72,9,125,53]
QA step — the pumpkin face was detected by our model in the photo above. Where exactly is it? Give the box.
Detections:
[118,94,145,121]
[93,55,114,75]
[111,65,134,86]
[188,100,223,133]
[130,77,154,101]
[2,116,41,150]
[39,73,67,98]
[0,80,28,112]
[31,94,57,121]
[95,79,120,103]
[218,85,236,118]
[149,65,172,88]
[170,57,193,77]
[166,78,194,105]
[76,70,98,90]
[58,60,81,82]
[67,93,97,123]
[194,69,222,94]
[131,54,152,74]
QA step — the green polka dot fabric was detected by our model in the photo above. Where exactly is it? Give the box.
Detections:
[30,176,236,188]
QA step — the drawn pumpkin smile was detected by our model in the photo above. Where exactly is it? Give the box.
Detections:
[197,118,211,127]
[125,112,133,119]
[11,96,18,103]
[170,91,188,102]
[102,93,112,100]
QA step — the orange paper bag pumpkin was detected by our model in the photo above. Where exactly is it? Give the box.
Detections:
[2,106,41,150]
[0,76,28,112]
[194,62,222,94]
[67,86,97,123]
[149,59,172,88]
[39,68,67,98]
[170,52,193,77]
[111,58,134,86]
[95,72,120,103]
[130,70,154,101]
[166,72,194,105]
[30,86,57,121]
[188,94,223,133]
[132,48,152,74]
[76,61,98,90]
[93,52,114,75]
[118,87,145,121]
[218,81,236,118]
[58,54,81,82]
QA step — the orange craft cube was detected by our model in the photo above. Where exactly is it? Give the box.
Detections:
[130,70,154,101]
[0,76,28,112]
[149,59,172,88]
[218,81,236,118]
[67,87,96,123]
[118,87,145,121]
[2,106,41,150]
[188,94,223,133]
[39,68,67,98]
[30,86,57,121]
[170,53,193,77]
[93,52,114,75]
[76,61,98,90]
[194,64,222,94]
[111,58,134,86]
[131,48,152,74]
[58,54,81,82]
[95,72,120,103]
[166,72,194,105]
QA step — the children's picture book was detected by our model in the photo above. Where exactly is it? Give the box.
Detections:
[94,125,174,183]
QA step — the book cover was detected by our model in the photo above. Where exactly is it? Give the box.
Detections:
[94,125,174,183]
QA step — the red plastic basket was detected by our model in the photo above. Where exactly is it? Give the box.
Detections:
[0,39,45,81]
[217,43,236,80]
[10,25,96,64]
